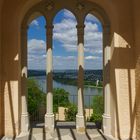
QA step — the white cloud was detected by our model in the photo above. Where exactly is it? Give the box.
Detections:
[53,18,77,52]
[53,10,103,57]
[28,10,103,70]
[54,10,103,69]
[53,55,102,70]
[85,22,98,32]
[28,39,46,55]
[85,14,100,23]
[53,56,77,70]
[53,56,76,61]
[28,39,46,70]
[63,9,76,20]
[85,56,99,60]
[30,20,39,27]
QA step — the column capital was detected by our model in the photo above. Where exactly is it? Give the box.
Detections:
[76,24,85,36]
[45,25,54,36]
[45,25,54,29]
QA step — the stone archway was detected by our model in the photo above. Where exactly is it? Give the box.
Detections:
[0,0,137,139]
[21,0,111,136]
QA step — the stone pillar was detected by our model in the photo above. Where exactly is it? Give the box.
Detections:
[45,24,54,132]
[20,26,29,133]
[76,24,86,134]
[102,25,111,136]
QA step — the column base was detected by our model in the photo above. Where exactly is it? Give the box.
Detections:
[21,113,29,133]
[45,114,55,133]
[102,114,111,136]
[76,114,86,134]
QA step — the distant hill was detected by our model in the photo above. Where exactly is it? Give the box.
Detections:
[28,70,46,77]
[28,69,103,79]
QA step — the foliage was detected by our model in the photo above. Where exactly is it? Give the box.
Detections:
[27,78,45,115]
[53,88,77,121]
[90,95,104,123]
[84,80,103,87]
[84,81,96,86]
[53,88,70,113]
[54,78,103,87]
[65,104,77,121]
[90,113,103,122]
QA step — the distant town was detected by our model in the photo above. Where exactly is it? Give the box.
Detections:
[28,69,103,88]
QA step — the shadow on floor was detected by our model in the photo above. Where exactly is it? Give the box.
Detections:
[28,121,106,140]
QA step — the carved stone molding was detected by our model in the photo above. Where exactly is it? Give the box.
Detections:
[76,2,85,10]
[76,25,85,36]
[45,25,54,36]
[45,1,54,11]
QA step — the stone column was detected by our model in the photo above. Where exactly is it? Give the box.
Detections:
[20,25,29,133]
[76,24,86,134]
[102,25,111,136]
[45,24,54,132]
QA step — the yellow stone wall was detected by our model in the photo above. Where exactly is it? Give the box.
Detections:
[133,0,140,140]
[0,0,4,138]
[92,0,136,139]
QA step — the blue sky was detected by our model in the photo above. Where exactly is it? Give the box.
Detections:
[28,9,103,70]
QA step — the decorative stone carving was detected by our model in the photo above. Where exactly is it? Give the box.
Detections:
[76,25,85,36]
[76,3,85,10]
[45,25,54,36]
[45,1,54,11]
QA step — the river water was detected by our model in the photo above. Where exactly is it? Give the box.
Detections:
[34,76,103,107]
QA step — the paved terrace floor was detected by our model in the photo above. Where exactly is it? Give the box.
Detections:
[15,122,106,140]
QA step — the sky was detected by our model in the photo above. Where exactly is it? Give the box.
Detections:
[28,9,103,70]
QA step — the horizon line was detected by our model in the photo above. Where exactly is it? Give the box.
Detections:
[28,69,103,71]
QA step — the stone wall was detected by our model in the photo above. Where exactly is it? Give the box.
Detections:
[1,0,22,136]
[0,5,1,139]
[0,0,43,137]
[0,0,137,139]
[106,0,136,139]
[0,0,4,138]
[55,107,93,121]
[133,0,140,140]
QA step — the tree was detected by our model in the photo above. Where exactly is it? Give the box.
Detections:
[65,104,77,121]
[27,78,45,115]
[90,95,104,128]
[53,88,70,113]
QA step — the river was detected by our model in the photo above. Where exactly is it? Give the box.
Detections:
[34,76,103,107]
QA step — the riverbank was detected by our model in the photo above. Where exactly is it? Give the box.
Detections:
[84,85,103,89]
[29,76,103,89]
[53,78,103,89]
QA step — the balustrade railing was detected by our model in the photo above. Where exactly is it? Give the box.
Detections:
[30,94,100,124]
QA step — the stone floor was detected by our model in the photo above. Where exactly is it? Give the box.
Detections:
[16,122,106,140]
